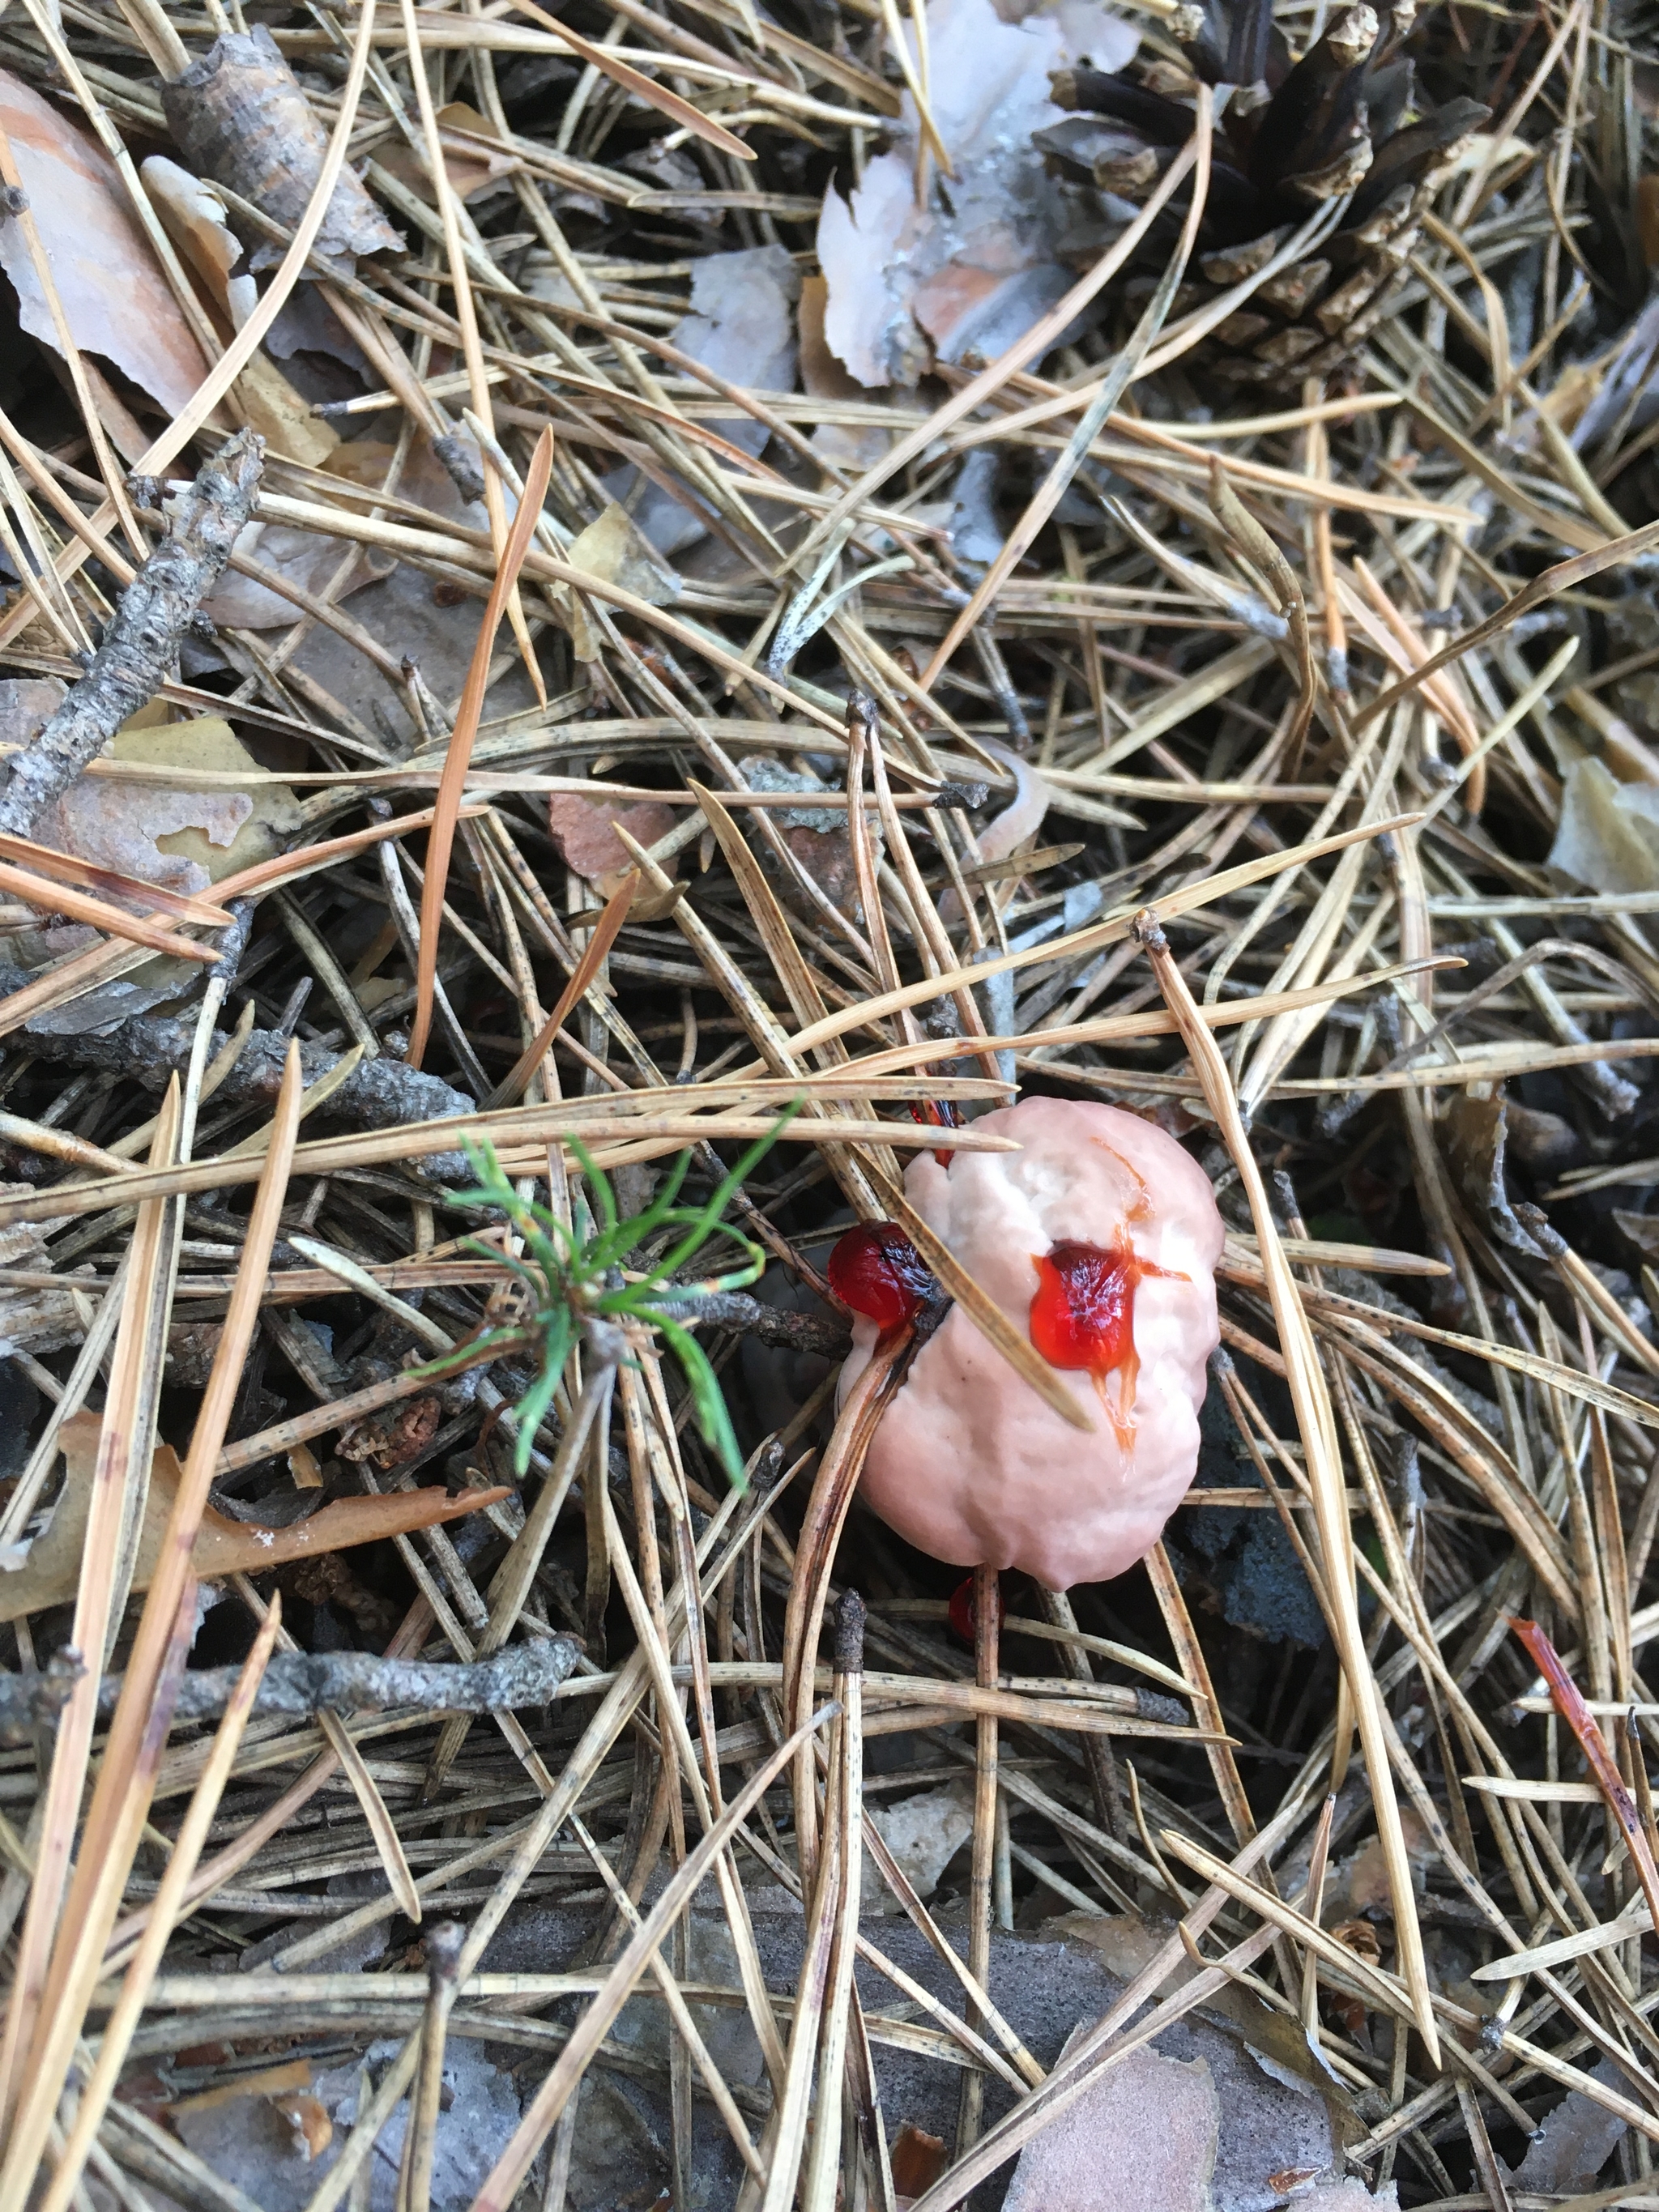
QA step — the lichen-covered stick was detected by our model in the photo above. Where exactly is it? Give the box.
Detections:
[0,431,263,838]
[0,1636,584,1743]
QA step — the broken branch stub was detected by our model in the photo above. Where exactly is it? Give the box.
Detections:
[160,29,403,275]
[0,432,265,839]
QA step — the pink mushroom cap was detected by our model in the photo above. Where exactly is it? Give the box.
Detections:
[841,1096,1224,1591]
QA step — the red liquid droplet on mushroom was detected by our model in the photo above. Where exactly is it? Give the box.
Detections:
[910,1097,962,1168]
[948,1573,1004,1643]
[828,1221,936,1333]
[1029,1236,1187,1446]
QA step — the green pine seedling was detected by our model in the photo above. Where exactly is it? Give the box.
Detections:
[420,1105,800,1485]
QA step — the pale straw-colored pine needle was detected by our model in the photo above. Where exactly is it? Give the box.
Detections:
[3,6,1657,2195]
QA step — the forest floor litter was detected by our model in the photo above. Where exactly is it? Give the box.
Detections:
[0,0,1655,2202]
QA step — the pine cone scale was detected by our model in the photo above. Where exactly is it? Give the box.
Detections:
[1041,5,1489,386]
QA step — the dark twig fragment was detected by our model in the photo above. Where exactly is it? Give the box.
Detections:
[0,999,476,1178]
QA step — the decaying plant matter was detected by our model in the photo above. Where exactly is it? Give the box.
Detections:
[0,0,1655,2204]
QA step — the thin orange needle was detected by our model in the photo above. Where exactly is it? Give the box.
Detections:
[407,427,554,1070]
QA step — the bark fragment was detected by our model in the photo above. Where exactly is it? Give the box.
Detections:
[161,28,403,275]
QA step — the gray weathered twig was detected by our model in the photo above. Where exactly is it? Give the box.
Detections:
[658,1288,851,1358]
[0,1633,582,1743]
[0,431,265,837]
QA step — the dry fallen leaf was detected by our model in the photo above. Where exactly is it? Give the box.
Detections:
[32,717,302,899]
[206,435,493,629]
[559,501,681,661]
[0,68,209,424]
[229,346,343,471]
[1503,2056,1631,2195]
[604,245,800,554]
[139,153,257,330]
[799,273,892,471]
[1333,1806,1436,1919]
[136,163,339,467]
[373,100,522,204]
[1043,1914,1368,2205]
[548,789,680,918]
[0,1411,511,1621]
[1550,753,1659,893]
[202,508,363,630]
[890,2123,947,2208]
[816,0,1137,388]
[740,755,870,919]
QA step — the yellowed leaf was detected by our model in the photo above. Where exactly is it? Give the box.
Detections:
[558,501,680,660]
[229,346,340,471]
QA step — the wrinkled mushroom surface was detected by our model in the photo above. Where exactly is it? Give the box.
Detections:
[842,1097,1222,1589]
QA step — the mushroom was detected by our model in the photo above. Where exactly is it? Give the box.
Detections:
[833,1097,1223,1590]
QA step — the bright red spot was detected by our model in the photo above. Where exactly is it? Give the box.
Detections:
[948,1573,1004,1642]
[910,1097,962,1168]
[1029,1236,1187,1446]
[828,1221,935,1333]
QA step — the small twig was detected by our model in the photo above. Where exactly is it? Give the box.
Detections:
[399,1921,465,2212]
[2,1002,477,1178]
[656,1289,850,1358]
[0,433,263,837]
